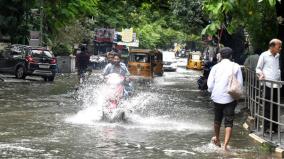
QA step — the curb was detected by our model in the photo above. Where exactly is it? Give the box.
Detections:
[243,118,284,158]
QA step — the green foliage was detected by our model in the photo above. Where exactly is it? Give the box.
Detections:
[43,0,98,34]
[202,0,279,50]
[245,2,278,50]
[0,0,98,45]
[0,0,204,49]
[50,18,95,49]
[52,43,72,56]
[170,0,206,35]
[260,142,275,153]
[0,0,36,43]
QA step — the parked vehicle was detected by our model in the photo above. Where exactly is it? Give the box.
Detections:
[128,49,163,79]
[162,51,178,71]
[0,44,57,81]
[186,51,203,70]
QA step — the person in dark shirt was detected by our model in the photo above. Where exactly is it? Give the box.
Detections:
[76,45,90,83]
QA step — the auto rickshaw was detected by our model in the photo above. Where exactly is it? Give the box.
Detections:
[186,51,203,70]
[128,49,163,79]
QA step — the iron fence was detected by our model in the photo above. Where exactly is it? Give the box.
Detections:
[244,67,284,147]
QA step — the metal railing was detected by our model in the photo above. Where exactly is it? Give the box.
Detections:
[244,67,284,147]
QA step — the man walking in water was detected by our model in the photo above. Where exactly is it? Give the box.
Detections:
[207,47,243,151]
[76,45,90,83]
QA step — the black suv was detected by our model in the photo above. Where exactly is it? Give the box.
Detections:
[0,44,57,81]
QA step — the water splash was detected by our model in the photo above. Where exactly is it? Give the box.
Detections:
[193,142,225,154]
[66,76,211,132]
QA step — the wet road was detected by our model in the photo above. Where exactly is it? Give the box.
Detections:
[0,68,267,158]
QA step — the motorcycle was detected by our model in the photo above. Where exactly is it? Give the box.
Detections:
[101,73,130,122]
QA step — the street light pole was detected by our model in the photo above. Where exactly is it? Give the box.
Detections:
[40,0,43,46]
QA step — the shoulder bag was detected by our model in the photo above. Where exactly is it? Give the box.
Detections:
[228,63,243,100]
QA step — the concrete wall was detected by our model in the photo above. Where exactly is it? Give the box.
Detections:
[56,56,76,73]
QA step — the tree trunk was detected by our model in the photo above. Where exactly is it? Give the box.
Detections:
[220,28,246,64]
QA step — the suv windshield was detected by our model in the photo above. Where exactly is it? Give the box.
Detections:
[32,50,54,58]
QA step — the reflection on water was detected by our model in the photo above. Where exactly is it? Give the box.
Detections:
[0,70,267,158]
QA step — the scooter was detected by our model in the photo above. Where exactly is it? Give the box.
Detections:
[101,73,127,122]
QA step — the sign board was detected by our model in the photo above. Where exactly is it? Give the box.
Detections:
[121,28,133,43]
[114,30,139,47]
[94,28,115,43]
[29,39,40,47]
[117,40,139,47]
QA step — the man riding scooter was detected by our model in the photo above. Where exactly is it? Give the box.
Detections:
[101,53,133,122]
[102,53,133,96]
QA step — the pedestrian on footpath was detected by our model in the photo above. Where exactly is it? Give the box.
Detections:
[256,38,282,134]
[207,47,243,151]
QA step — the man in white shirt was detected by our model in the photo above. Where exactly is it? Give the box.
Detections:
[207,47,243,151]
[255,38,282,133]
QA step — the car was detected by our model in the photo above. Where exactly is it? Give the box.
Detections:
[177,49,187,57]
[162,51,178,71]
[0,44,57,81]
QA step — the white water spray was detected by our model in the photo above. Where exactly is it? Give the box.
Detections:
[66,76,211,132]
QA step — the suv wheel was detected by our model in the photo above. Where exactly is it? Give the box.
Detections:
[42,76,55,82]
[48,76,55,82]
[15,66,26,79]
[42,76,48,81]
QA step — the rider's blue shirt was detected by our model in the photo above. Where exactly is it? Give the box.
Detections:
[103,62,130,77]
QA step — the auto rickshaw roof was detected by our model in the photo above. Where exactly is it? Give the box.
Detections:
[190,51,202,55]
[129,49,161,55]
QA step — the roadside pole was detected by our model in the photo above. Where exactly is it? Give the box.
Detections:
[40,0,43,46]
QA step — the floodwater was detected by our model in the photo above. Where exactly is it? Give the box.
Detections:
[0,68,269,158]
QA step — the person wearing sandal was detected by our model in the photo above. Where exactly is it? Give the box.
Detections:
[207,47,243,151]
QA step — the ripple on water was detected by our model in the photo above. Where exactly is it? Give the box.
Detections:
[192,142,257,158]
[0,143,45,152]
[163,149,196,156]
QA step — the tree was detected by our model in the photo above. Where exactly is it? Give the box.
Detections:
[202,0,279,51]
[0,0,36,44]
[170,0,206,35]
[0,0,204,50]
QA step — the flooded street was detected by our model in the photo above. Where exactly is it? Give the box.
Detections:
[0,68,265,158]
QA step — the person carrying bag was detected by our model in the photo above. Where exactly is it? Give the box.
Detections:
[207,47,243,151]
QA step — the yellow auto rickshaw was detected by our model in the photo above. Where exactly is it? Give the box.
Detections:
[186,51,203,70]
[128,49,163,79]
